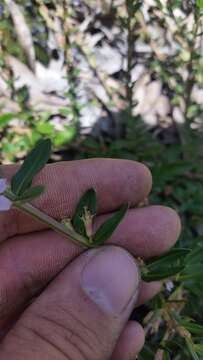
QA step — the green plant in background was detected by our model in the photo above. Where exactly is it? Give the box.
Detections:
[0,0,80,162]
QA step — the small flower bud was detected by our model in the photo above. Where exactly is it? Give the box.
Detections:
[81,207,93,240]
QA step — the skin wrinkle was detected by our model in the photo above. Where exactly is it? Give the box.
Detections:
[35,170,77,218]
[56,303,101,349]
[30,310,97,356]
[32,312,86,349]
[17,323,71,360]
[13,307,102,360]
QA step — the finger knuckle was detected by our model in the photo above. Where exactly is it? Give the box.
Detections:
[20,305,105,360]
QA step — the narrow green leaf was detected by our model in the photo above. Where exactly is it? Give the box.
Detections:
[163,351,170,360]
[186,245,203,265]
[139,345,154,359]
[164,339,186,353]
[54,126,76,146]
[185,338,200,360]
[194,344,203,356]
[11,139,52,196]
[0,112,16,128]
[181,264,203,281]
[15,185,45,202]
[197,0,203,9]
[93,204,128,245]
[36,122,54,136]
[141,248,189,282]
[72,188,96,237]
[179,321,203,337]
[141,266,185,282]
[146,249,189,270]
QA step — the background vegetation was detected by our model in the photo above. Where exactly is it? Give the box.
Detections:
[0,0,203,358]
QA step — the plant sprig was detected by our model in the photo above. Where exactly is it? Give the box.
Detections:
[2,139,203,285]
[1,139,128,248]
[2,137,203,304]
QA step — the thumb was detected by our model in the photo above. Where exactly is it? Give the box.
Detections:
[0,246,140,360]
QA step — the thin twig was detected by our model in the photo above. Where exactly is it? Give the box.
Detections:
[5,190,88,247]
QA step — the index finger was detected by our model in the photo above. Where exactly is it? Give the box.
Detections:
[0,158,152,242]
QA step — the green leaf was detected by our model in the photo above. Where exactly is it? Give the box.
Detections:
[126,0,142,14]
[138,345,155,360]
[186,245,203,265]
[153,162,193,183]
[181,264,203,281]
[54,126,76,146]
[185,338,200,360]
[0,112,16,128]
[72,188,96,237]
[15,185,45,202]
[197,0,203,9]
[141,249,189,282]
[93,204,128,245]
[11,139,52,196]
[194,344,203,356]
[145,249,189,270]
[164,339,186,353]
[154,0,163,9]
[179,320,203,337]
[36,122,54,136]
[142,266,185,282]
[163,351,170,360]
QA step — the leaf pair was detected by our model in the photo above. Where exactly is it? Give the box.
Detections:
[9,138,127,248]
[10,139,51,202]
[71,188,128,246]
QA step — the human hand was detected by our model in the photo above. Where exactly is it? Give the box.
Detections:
[0,159,181,359]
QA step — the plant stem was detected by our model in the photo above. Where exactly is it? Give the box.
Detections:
[5,190,88,247]
[126,1,134,118]
[184,12,200,126]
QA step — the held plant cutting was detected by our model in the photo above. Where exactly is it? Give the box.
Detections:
[1,139,203,358]
[0,139,128,248]
[0,138,203,282]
